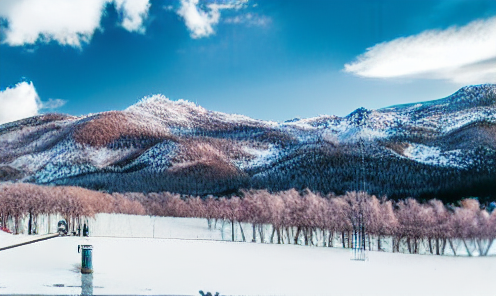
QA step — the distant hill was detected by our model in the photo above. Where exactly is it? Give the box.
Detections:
[1,84,495,203]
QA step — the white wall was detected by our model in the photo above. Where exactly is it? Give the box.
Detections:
[85,213,496,256]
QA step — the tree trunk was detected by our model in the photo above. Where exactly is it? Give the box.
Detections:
[448,239,457,256]
[238,222,245,242]
[294,227,301,245]
[28,212,32,235]
[407,237,412,254]
[351,231,355,249]
[484,239,494,256]
[231,220,235,242]
[303,228,309,246]
[463,239,472,256]
[252,224,256,242]
[377,235,381,251]
[341,232,346,248]
[475,239,481,255]
[34,214,38,234]
[436,238,440,255]
[76,216,80,237]
[328,231,334,247]
[441,238,446,255]
[322,230,327,247]
[258,224,265,243]
[14,216,19,234]
[277,228,282,244]
[270,226,276,244]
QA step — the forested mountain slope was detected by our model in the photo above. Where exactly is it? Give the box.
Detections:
[1,84,495,203]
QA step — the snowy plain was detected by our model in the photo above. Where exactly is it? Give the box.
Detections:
[1,214,495,295]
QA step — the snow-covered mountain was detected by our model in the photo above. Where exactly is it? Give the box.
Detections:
[1,84,495,203]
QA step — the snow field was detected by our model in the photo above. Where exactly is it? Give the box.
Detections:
[1,231,495,295]
[402,143,469,168]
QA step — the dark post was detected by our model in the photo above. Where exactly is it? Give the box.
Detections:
[83,224,89,237]
[28,212,32,235]
[78,245,93,274]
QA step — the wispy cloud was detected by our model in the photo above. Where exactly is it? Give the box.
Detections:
[176,0,248,38]
[344,17,496,85]
[41,98,67,109]
[224,13,271,26]
[0,0,151,48]
[0,82,66,125]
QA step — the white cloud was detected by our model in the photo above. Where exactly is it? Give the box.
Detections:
[0,0,151,47]
[344,17,496,85]
[114,0,150,33]
[0,82,67,125]
[177,0,247,38]
[0,82,40,125]
[224,13,271,26]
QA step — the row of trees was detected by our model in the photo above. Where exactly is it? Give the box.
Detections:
[124,189,495,256]
[1,183,494,255]
[0,183,144,234]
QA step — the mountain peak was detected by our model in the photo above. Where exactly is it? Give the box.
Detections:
[347,107,371,126]
[127,94,206,114]
[448,84,496,106]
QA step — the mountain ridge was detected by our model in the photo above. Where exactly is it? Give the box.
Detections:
[1,84,495,203]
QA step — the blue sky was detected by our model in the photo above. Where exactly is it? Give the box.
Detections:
[0,0,495,124]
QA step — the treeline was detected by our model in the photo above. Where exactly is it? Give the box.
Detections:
[1,183,495,256]
[126,189,495,256]
[0,183,144,234]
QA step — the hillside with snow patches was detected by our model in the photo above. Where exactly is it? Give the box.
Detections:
[0,84,495,202]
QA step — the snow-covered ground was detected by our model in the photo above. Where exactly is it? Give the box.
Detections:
[236,145,279,170]
[402,143,470,168]
[1,214,495,295]
[0,231,57,249]
[1,234,495,295]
